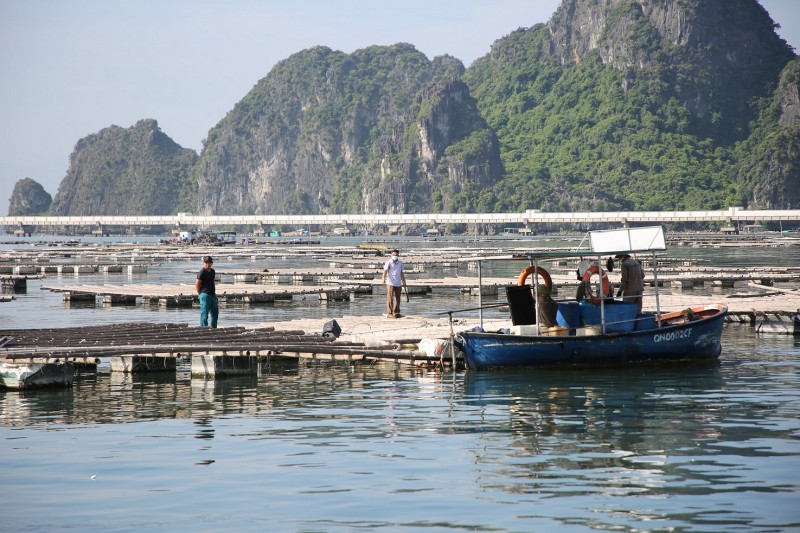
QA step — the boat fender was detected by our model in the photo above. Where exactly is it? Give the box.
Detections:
[517,266,553,290]
[581,265,610,305]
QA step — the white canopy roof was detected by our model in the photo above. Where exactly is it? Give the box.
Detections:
[587,226,666,254]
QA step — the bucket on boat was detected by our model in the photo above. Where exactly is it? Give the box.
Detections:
[541,326,568,336]
[556,301,581,334]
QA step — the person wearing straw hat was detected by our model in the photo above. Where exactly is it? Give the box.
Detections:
[195,255,219,328]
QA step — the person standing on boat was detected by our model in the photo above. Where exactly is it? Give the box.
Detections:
[196,255,219,328]
[574,260,592,301]
[536,284,559,328]
[382,249,406,318]
[617,254,645,312]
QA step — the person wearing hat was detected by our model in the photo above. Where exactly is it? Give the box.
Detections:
[195,255,219,327]
[536,284,559,328]
[616,253,645,312]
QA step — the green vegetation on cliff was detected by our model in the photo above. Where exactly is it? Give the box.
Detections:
[463,0,795,212]
[8,178,52,216]
[49,120,198,216]
[195,44,493,216]
[35,0,799,217]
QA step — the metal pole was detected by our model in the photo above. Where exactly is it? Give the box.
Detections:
[448,311,457,369]
[478,260,484,329]
[533,259,540,335]
[651,250,661,325]
[598,255,606,334]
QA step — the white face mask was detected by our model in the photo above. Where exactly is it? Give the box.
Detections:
[391,255,399,262]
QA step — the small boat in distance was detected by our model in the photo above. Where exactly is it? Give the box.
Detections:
[454,226,727,370]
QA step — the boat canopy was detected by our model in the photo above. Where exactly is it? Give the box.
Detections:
[585,226,665,255]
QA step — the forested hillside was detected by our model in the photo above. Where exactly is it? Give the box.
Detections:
[48,120,198,215]
[194,44,501,215]
[8,178,51,216]
[462,0,796,212]
[10,0,798,217]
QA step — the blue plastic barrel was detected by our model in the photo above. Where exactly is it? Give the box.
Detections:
[634,313,657,331]
[556,302,581,334]
[579,301,637,332]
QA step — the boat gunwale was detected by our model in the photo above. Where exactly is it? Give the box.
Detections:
[458,304,728,342]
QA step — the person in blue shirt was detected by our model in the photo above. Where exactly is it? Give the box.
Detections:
[195,255,219,327]
[381,249,407,318]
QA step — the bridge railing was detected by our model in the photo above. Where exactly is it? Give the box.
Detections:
[2,208,800,229]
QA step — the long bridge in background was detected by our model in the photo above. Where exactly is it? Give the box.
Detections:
[3,207,800,236]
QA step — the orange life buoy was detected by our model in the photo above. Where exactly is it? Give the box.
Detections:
[581,265,610,304]
[517,266,552,290]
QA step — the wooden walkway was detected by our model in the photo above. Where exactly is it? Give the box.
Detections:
[0,322,451,368]
[40,282,372,305]
[0,263,150,275]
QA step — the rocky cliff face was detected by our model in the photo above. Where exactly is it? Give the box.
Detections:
[49,120,198,216]
[36,0,800,216]
[363,78,503,214]
[745,128,800,210]
[547,0,794,139]
[195,44,499,216]
[777,58,800,127]
[740,58,800,209]
[8,178,52,216]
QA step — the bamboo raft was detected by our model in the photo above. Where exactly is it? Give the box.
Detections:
[0,321,457,390]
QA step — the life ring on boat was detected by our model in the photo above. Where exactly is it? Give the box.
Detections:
[517,266,552,290]
[581,265,610,305]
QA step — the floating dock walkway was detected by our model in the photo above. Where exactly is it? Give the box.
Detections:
[40,282,373,305]
[0,321,458,390]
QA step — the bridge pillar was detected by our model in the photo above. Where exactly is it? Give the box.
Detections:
[91,224,104,236]
[720,217,737,234]
[620,218,629,228]
[13,224,31,237]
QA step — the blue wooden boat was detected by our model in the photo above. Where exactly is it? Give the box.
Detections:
[460,304,727,369]
[454,226,728,370]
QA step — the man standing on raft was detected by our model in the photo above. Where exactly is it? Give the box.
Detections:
[382,249,407,318]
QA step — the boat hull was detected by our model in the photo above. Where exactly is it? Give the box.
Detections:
[0,361,75,389]
[461,305,726,370]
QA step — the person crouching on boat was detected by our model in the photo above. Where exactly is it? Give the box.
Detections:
[382,249,406,318]
[574,260,595,301]
[574,260,612,302]
[616,253,645,312]
[536,284,559,328]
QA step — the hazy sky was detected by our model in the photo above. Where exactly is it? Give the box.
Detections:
[1,0,798,208]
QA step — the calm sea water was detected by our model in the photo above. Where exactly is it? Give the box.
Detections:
[1,236,799,532]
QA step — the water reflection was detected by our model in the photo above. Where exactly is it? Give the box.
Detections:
[457,344,799,529]
[462,364,727,469]
[1,332,798,532]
